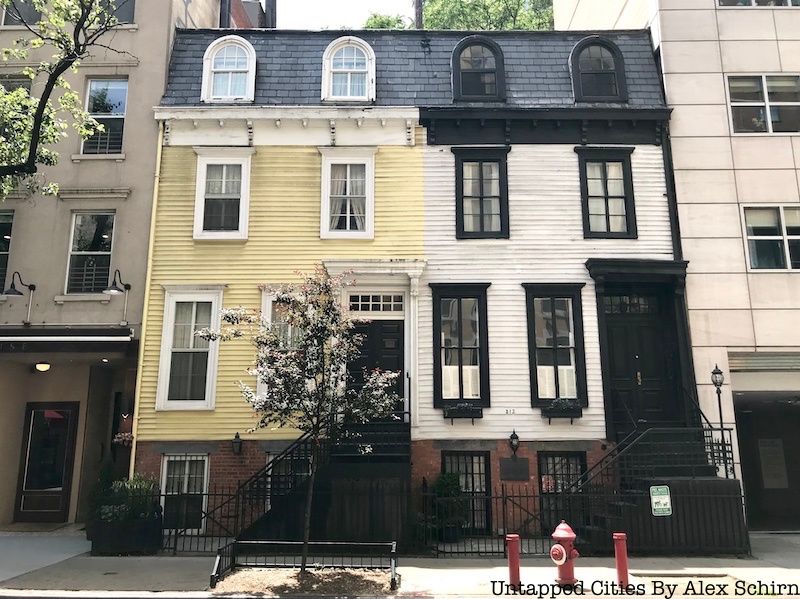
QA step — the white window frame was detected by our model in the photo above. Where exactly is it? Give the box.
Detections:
[727,74,800,136]
[193,147,254,240]
[82,78,128,155]
[160,454,209,535]
[156,287,224,411]
[741,205,800,272]
[201,35,257,104]
[65,211,116,295]
[321,36,376,103]
[319,147,377,240]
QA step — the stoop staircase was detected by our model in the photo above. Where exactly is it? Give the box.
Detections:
[192,412,411,555]
[559,395,748,555]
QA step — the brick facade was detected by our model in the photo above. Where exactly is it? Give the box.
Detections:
[410,438,610,494]
[135,440,278,489]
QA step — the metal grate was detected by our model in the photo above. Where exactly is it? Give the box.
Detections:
[442,451,490,534]
[602,294,658,315]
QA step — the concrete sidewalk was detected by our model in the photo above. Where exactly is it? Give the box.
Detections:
[0,528,90,584]
[0,533,797,596]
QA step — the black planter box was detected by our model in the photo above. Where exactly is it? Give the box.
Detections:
[541,404,583,420]
[90,516,162,555]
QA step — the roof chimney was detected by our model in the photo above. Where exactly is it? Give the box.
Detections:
[220,0,231,27]
[263,0,276,28]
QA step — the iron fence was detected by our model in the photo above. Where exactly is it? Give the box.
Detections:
[417,482,750,558]
[210,540,398,589]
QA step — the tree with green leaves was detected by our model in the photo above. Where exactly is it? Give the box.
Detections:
[0,0,129,198]
[363,12,409,29]
[364,0,553,31]
[199,266,400,573]
[424,0,553,30]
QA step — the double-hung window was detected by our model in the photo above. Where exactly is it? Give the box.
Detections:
[157,289,223,410]
[261,292,302,350]
[523,284,587,407]
[453,147,510,239]
[744,207,800,270]
[321,37,376,102]
[193,148,253,240]
[0,212,12,290]
[431,284,491,408]
[161,455,208,532]
[67,212,114,294]
[729,75,800,134]
[575,147,636,239]
[319,148,376,239]
[83,79,128,154]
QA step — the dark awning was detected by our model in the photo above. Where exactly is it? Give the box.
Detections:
[0,326,134,354]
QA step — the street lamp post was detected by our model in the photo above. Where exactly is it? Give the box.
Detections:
[710,364,729,476]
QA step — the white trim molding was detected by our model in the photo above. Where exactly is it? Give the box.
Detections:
[156,288,223,411]
[321,36,376,103]
[319,147,377,240]
[193,147,255,241]
[201,35,257,104]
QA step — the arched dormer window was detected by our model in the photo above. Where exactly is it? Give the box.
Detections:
[201,35,256,103]
[322,36,376,102]
[452,36,506,102]
[570,37,627,103]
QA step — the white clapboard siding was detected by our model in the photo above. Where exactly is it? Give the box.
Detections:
[414,144,673,441]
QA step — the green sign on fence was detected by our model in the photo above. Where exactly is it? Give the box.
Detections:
[650,485,672,517]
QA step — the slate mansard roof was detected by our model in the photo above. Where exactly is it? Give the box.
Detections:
[162,28,666,110]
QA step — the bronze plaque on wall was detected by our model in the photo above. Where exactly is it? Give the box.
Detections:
[500,457,530,481]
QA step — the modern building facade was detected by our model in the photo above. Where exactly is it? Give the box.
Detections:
[556,0,800,531]
[0,0,264,525]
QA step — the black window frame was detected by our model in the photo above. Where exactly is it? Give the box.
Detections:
[453,147,510,240]
[537,451,587,493]
[523,283,588,408]
[431,283,491,409]
[452,35,506,103]
[575,146,637,239]
[0,210,13,291]
[571,37,628,103]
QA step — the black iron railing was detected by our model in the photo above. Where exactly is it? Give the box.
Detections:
[209,540,398,589]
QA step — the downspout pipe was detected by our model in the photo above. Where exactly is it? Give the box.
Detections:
[128,121,165,478]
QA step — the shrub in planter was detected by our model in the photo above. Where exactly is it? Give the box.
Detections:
[89,475,162,556]
[432,473,469,543]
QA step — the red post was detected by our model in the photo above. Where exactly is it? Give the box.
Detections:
[506,533,521,587]
[613,532,629,587]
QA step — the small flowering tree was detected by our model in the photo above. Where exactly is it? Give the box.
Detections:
[199,266,399,572]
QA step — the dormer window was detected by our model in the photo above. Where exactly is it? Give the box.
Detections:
[201,35,256,103]
[322,36,376,102]
[452,36,505,102]
[571,37,627,103]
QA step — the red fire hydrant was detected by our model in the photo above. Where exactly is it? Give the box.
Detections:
[550,520,580,587]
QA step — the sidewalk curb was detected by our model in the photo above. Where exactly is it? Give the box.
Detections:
[630,571,729,578]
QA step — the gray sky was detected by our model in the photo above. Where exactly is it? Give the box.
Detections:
[276,0,415,29]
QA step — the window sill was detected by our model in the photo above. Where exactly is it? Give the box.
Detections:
[193,234,248,242]
[0,296,6,303]
[54,294,111,304]
[320,232,374,240]
[71,153,125,162]
[155,402,215,412]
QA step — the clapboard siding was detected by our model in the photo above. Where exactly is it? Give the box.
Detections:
[136,143,424,441]
[415,144,673,441]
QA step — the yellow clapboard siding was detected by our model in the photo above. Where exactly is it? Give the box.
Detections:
[136,144,424,441]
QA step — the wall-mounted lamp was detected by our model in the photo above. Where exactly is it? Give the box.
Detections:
[711,364,725,429]
[33,361,51,373]
[2,271,36,325]
[509,430,520,457]
[231,432,243,455]
[103,269,132,326]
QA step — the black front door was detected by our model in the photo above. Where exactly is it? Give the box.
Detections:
[349,319,405,407]
[602,291,682,439]
[15,402,80,523]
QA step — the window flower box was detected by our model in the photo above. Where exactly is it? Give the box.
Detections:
[541,399,583,422]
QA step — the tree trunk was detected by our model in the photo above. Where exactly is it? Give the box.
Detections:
[299,442,318,573]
